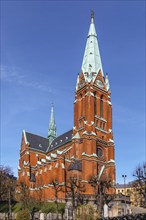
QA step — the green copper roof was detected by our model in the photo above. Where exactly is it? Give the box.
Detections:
[81,12,104,83]
[48,104,57,144]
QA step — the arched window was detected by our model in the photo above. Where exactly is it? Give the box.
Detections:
[94,92,96,116]
[83,90,86,116]
[96,147,103,158]
[100,95,103,117]
[79,94,82,116]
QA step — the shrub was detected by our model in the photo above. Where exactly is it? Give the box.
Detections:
[58,203,65,214]
[16,209,30,220]
[75,204,100,220]
[13,203,22,213]
[41,202,65,214]
[41,202,56,213]
[0,201,17,213]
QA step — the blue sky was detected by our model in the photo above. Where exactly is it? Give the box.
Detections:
[1,1,145,184]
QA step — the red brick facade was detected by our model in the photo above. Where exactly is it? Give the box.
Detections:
[17,15,116,201]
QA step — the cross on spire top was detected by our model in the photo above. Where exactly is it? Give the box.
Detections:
[91,10,94,23]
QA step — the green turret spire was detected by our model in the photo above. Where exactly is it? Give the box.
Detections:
[48,103,57,144]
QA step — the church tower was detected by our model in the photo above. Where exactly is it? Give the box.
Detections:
[72,12,115,190]
[17,11,116,201]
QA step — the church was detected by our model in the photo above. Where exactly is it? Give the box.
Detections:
[17,12,116,201]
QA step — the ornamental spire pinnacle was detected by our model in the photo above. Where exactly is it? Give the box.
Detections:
[91,10,94,23]
[105,73,110,91]
[81,11,104,83]
[48,103,57,144]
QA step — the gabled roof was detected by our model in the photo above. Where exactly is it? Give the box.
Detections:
[116,182,133,188]
[24,129,73,153]
[48,129,73,152]
[68,160,82,172]
[25,132,49,153]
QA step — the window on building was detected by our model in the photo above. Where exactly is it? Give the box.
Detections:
[118,208,122,216]
[96,147,103,158]
[94,92,96,116]
[100,95,103,117]
[79,94,82,116]
[103,123,105,130]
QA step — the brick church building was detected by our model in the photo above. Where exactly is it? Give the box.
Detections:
[17,12,116,201]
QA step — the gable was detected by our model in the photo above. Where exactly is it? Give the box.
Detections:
[25,132,49,153]
[24,129,73,153]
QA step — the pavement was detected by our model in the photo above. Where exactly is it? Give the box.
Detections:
[131,206,146,214]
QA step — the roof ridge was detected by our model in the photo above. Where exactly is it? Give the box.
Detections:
[55,129,73,139]
[25,131,48,140]
[25,129,73,141]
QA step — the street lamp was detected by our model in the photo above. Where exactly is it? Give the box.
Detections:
[122,174,127,215]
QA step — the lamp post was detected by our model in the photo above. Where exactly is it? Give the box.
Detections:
[144,164,146,205]
[122,175,127,215]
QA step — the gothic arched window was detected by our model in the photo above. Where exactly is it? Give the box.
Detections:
[100,95,103,118]
[79,94,82,116]
[94,92,96,116]
[96,147,103,158]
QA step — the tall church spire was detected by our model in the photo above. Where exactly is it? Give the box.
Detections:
[81,11,104,83]
[48,103,57,144]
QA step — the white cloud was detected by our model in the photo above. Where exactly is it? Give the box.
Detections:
[1,65,52,93]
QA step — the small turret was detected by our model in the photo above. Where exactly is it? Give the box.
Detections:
[48,103,57,144]
[105,73,110,91]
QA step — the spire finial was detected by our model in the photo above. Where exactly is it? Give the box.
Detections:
[91,10,94,23]
[51,101,54,112]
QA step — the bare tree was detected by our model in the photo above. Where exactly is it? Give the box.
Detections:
[0,165,16,200]
[49,178,63,220]
[19,182,32,210]
[133,162,146,207]
[0,165,16,219]
[88,174,113,215]
[66,176,85,209]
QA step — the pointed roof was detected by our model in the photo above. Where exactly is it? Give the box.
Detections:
[81,11,104,82]
[105,73,110,91]
[72,131,80,139]
[23,129,73,153]
[25,131,49,153]
[48,129,73,152]
[48,104,57,142]
[68,160,82,172]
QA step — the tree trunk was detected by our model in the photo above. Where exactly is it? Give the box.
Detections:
[8,188,11,220]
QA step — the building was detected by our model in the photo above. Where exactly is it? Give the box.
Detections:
[116,183,145,207]
[108,193,132,217]
[17,12,116,201]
